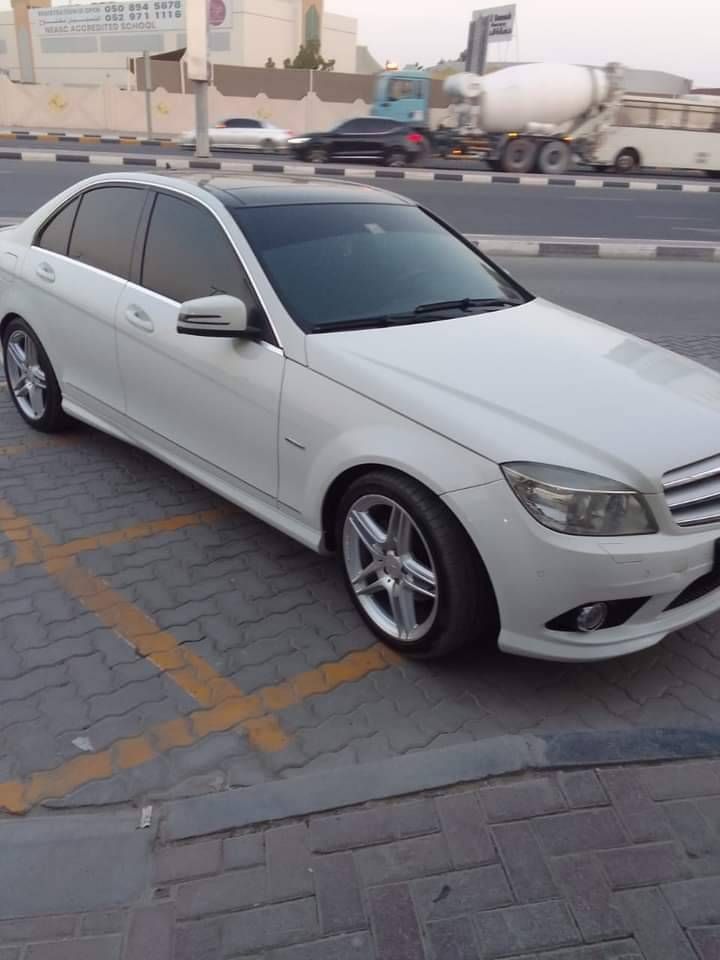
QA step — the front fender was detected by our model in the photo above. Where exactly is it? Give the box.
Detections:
[279,361,500,530]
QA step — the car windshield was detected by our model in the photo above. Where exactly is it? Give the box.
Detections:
[232,203,528,332]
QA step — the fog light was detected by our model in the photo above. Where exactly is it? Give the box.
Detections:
[576,602,608,632]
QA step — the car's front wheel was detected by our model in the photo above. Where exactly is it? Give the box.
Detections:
[2,317,68,432]
[336,470,498,658]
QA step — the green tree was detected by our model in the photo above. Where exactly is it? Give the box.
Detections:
[284,38,335,71]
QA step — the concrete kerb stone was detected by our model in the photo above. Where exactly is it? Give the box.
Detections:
[161,727,720,842]
[468,234,720,261]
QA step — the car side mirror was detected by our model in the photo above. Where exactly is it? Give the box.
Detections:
[177,295,250,338]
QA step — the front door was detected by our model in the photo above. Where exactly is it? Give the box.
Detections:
[116,190,283,498]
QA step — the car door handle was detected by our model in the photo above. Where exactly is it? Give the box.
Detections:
[125,306,154,333]
[36,262,55,283]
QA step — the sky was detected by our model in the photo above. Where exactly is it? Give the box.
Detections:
[328,0,720,87]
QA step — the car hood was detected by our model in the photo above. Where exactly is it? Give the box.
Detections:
[306,298,720,492]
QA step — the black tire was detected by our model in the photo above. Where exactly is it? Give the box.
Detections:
[536,139,572,175]
[260,138,276,153]
[613,148,639,174]
[499,137,538,173]
[707,171,720,180]
[335,470,499,659]
[2,317,69,433]
[306,147,329,164]
[384,149,408,168]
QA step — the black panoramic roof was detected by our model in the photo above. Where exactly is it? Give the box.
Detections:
[196,174,414,209]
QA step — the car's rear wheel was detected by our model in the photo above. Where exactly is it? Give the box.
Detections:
[2,318,68,432]
[261,138,276,153]
[307,147,329,164]
[384,149,408,168]
[336,470,498,659]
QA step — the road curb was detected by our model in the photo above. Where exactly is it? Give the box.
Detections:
[0,129,174,147]
[161,726,720,841]
[469,234,720,260]
[1,143,719,193]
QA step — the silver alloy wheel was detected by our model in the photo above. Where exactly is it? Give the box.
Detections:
[342,494,439,642]
[309,148,328,164]
[5,330,47,421]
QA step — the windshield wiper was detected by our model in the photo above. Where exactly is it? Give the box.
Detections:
[413,297,520,314]
[309,298,521,334]
[310,313,441,334]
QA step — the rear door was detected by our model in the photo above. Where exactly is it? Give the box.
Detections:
[21,184,147,415]
[362,119,404,160]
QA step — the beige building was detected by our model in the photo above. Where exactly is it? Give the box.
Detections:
[0,0,358,84]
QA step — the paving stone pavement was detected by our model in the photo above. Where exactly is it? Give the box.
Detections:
[1,759,720,958]
[2,357,720,810]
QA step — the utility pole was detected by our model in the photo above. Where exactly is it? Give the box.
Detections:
[467,12,490,75]
[186,0,210,158]
[476,15,490,75]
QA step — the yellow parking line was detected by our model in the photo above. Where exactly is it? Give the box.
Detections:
[0,499,401,814]
[45,507,231,558]
[0,643,398,813]
[0,500,289,752]
[0,435,78,458]
[0,505,230,573]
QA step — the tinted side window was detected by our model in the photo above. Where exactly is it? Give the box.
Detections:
[334,119,363,133]
[141,194,249,305]
[68,187,146,279]
[36,197,80,256]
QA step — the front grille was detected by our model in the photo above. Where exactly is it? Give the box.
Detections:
[663,453,720,526]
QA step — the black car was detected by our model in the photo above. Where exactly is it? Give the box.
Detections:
[288,117,427,167]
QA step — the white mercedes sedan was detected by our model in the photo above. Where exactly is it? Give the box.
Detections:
[2,172,720,661]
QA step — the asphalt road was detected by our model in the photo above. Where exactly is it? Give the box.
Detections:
[497,255,720,371]
[2,158,720,241]
[6,136,711,181]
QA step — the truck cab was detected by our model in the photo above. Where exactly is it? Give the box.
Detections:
[371,70,431,126]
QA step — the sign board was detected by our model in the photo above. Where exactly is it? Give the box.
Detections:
[472,4,515,43]
[31,0,228,39]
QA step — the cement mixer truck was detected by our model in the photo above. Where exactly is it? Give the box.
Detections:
[371,62,625,174]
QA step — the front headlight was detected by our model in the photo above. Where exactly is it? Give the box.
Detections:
[288,137,311,144]
[502,462,657,536]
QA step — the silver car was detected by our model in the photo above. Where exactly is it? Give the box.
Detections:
[178,118,291,152]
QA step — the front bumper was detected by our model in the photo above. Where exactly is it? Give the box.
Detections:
[445,480,720,661]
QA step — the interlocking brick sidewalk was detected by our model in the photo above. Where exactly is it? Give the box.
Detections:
[2,757,720,959]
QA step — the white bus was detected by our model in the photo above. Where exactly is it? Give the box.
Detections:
[589,94,720,176]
